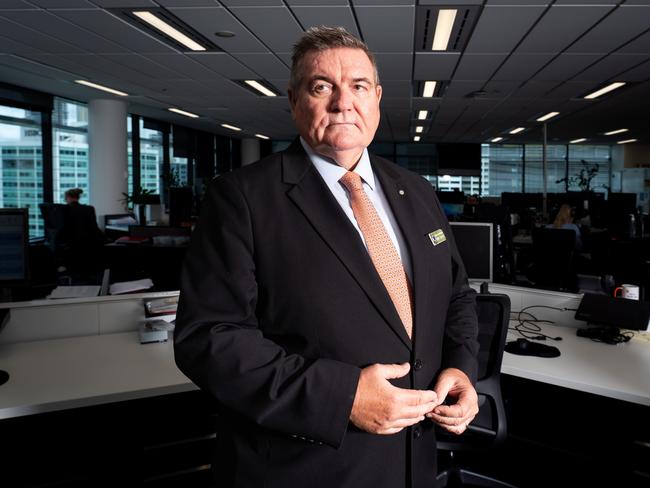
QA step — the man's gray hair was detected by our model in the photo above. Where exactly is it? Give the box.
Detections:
[289,26,380,91]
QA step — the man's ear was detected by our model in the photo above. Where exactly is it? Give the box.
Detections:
[287,88,297,119]
[375,84,382,104]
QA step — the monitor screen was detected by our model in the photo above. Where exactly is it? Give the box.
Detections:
[449,221,493,282]
[441,203,464,219]
[0,208,28,283]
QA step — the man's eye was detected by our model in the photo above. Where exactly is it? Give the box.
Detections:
[313,84,331,94]
[354,84,368,92]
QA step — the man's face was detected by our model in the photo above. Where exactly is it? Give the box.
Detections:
[289,48,382,164]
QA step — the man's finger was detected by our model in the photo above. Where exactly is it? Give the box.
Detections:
[433,402,466,418]
[427,412,468,427]
[396,387,438,406]
[381,362,411,380]
[395,401,438,420]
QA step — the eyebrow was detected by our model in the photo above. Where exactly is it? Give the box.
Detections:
[308,76,374,85]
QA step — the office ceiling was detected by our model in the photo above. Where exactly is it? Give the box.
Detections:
[0,0,648,145]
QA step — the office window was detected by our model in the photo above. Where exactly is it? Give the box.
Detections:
[0,104,44,238]
[127,116,133,196]
[52,98,89,204]
[436,175,480,194]
[524,144,566,193]
[140,119,163,194]
[481,144,523,196]
[568,145,610,193]
[170,128,188,187]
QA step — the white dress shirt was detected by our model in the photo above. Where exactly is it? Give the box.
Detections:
[300,138,413,282]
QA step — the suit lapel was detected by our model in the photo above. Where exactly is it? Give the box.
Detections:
[371,155,432,346]
[282,141,412,350]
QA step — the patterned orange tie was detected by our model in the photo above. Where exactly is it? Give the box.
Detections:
[339,171,413,338]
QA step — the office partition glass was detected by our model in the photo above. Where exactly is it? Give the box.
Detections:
[127,116,133,196]
[52,98,89,205]
[0,104,44,238]
[481,144,523,196]
[523,144,566,193]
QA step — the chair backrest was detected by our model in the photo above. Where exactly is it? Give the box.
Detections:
[128,225,191,238]
[437,292,511,450]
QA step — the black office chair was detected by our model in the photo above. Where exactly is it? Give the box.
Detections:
[436,293,516,488]
[527,227,577,291]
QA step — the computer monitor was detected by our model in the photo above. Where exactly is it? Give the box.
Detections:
[449,221,493,283]
[441,203,465,220]
[169,187,193,227]
[0,208,29,284]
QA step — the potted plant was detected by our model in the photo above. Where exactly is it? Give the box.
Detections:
[556,159,607,193]
[121,185,160,225]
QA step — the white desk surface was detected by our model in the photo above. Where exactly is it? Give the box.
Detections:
[0,332,195,420]
[1,323,648,421]
[503,323,650,406]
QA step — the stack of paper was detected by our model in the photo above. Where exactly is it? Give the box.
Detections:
[109,278,154,295]
[47,286,101,299]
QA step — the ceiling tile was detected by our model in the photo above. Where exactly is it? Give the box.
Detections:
[91,0,156,7]
[534,54,602,82]
[229,6,303,53]
[375,53,413,81]
[54,10,175,54]
[380,80,412,98]
[453,54,507,80]
[0,10,128,54]
[492,53,555,81]
[0,16,84,54]
[290,6,359,37]
[464,6,547,54]
[516,5,614,54]
[169,7,267,53]
[355,6,414,52]
[232,53,290,80]
[567,6,650,54]
[618,60,650,82]
[29,0,96,7]
[618,31,650,55]
[413,53,459,80]
[571,54,649,82]
[187,52,258,79]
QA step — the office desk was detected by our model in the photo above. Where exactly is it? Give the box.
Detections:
[503,323,650,406]
[0,332,195,420]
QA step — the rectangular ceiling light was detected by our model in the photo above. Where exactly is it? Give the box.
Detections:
[617,139,637,144]
[415,126,423,133]
[244,80,277,97]
[584,82,625,100]
[509,127,525,135]
[169,108,199,118]
[604,128,628,136]
[255,133,270,140]
[422,81,437,97]
[413,136,421,142]
[536,111,559,122]
[417,110,428,120]
[74,80,127,97]
[432,9,457,51]
[133,11,206,51]
[221,123,241,132]
[570,138,587,144]
[491,137,503,143]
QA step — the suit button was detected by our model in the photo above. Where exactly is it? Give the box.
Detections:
[414,359,423,371]
[413,426,422,439]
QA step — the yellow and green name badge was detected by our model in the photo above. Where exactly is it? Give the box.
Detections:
[428,229,446,246]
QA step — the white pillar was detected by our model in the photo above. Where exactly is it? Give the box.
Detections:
[241,138,261,166]
[88,99,128,229]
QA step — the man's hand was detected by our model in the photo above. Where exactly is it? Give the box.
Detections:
[426,368,478,435]
[350,363,438,435]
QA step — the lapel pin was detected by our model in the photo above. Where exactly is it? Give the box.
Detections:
[398,189,405,196]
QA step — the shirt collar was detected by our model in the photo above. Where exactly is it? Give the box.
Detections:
[299,137,375,191]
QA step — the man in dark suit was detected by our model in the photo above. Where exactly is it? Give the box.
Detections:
[175,26,479,488]
[61,188,104,275]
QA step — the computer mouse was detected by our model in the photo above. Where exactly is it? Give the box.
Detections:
[505,338,561,358]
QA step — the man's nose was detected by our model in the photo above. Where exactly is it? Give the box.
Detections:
[330,86,354,112]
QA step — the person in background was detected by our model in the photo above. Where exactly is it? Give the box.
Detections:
[61,188,104,275]
[548,204,582,250]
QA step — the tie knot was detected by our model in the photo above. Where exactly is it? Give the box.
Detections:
[339,171,364,193]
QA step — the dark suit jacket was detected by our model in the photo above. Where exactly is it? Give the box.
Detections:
[174,139,479,488]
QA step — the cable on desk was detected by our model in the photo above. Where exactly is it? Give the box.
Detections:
[509,305,576,342]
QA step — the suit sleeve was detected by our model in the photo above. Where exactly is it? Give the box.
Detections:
[429,188,479,384]
[174,175,361,449]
